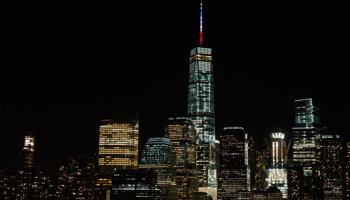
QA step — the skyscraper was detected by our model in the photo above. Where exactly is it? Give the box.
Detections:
[321,133,343,199]
[98,112,139,175]
[23,131,35,167]
[292,98,321,195]
[218,127,250,200]
[165,117,198,199]
[140,137,177,200]
[96,112,139,199]
[18,132,52,200]
[187,1,217,198]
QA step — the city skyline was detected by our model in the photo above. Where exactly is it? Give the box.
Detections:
[1,0,349,176]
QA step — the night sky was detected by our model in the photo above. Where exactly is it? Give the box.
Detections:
[1,1,349,174]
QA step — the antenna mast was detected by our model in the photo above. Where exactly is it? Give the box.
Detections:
[199,0,203,46]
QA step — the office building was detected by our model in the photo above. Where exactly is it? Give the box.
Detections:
[187,1,217,198]
[255,148,269,191]
[321,134,343,199]
[140,137,177,200]
[18,132,52,200]
[287,166,304,200]
[96,112,139,199]
[218,127,250,200]
[345,141,350,199]
[292,98,321,194]
[111,169,157,200]
[165,117,198,199]
[23,131,35,167]
[57,156,95,199]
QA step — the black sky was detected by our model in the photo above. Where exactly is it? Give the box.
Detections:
[0,1,349,173]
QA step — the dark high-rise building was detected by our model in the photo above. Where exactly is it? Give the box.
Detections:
[292,98,321,194]
[248,133,256,191]
[287,166,304,200]
[255,147,269,191]
[187,1,216,198]
[96,112,139,199]
[165,117,198,199]
[345,141,350,199]
[140,137,177,200]
[218,127,250,200]
[0,168,18,199]
[321,134,343,199]
[57,156,96,199]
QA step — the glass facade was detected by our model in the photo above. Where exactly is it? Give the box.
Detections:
[218,127,250,200]
[165,117,198,200]
[292,98,321,191]
[140,137,177,200]
[187,46,216,199]
[98,112,139,175]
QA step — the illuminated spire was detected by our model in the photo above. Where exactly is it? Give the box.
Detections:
[199,0,203,46]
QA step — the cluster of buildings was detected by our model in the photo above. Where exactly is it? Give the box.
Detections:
[0,1,349,200]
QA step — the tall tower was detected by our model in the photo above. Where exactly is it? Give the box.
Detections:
[187,1,217,198]
[23,132,35,167]
[292,98,321,196]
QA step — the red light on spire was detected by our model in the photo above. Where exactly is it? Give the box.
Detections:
[199,0,203,46]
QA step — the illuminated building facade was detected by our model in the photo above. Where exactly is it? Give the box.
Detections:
[346,141,350,199]
[187,1,217,199]
[266,132,288,199]
[188,45,216,200]
[23,131,35,167]
[57,156,95,199]
[321,134,343,199]
[140,137,177,200]
[111,169,157,200]
[218,127,250,200]
[0,168,18,199]
[98,112,139,174]
[96,112,139,199]
[292,98,321,193]
[165,117,198,199]
[18,132,52,200]
[287,166,304,200]
[255,148,269,191]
